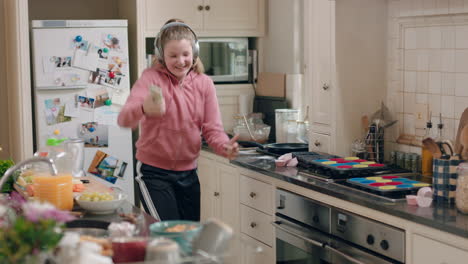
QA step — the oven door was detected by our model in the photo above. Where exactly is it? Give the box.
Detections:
[273,217,401,264]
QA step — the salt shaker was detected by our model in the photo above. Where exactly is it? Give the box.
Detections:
[456,163,468,214]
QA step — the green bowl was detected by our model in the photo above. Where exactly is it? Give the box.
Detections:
[149,220,202,254]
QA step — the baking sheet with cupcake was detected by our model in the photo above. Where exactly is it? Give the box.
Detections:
[347,176,431,194]
[306,156,386,171]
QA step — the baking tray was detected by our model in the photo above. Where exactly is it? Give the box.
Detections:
[346,176,431,197]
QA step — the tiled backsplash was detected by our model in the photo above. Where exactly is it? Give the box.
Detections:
[387,0,468,155]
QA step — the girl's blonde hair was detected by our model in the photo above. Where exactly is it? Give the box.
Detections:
[153,18,205,74]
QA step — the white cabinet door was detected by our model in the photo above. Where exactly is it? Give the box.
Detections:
[218,163,240,232]
[309,132,330,153]
[412,234,468,264]
[204,0,260,32]
[144,0,203,33]
[198,154,217,222]
[311,0,333,126]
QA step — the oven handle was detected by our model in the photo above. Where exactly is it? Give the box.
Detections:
[272,221,367,264]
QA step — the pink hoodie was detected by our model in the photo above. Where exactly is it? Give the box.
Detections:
[117,65,229,171]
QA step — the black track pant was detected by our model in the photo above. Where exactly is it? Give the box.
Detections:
[136,161,200,221]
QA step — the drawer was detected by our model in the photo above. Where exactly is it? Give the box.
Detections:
[240,204,275,247]
[309,132,330,153]
[240,233,275,264]
[240,175,274,215]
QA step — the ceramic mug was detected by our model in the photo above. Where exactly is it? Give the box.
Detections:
[145,237,180,264]
[192,218,234,256]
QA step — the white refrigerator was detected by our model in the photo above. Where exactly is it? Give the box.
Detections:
[30,20,134,203]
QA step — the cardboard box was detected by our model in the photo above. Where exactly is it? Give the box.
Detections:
[256,72,286,98]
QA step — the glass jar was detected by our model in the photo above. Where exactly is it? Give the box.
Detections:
[456,163,468,214]
[275,109,299,143]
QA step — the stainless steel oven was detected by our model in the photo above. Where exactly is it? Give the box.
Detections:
[274,189,405,264]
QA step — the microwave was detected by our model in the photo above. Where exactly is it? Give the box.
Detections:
[198,38,252,83]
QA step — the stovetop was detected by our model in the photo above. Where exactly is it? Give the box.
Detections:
[254,149,423,202]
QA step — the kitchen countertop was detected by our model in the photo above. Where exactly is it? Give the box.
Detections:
[228,152,468,239]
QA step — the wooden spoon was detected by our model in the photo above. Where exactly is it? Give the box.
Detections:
[422,137,442,159]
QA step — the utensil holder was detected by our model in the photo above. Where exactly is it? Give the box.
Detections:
[364,124,384,163]
[433,158,465,204]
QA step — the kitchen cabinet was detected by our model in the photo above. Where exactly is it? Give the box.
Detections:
[142,0,265,37]
[198,151,240,258]
[304,0,387,156]
[411,234,468,264]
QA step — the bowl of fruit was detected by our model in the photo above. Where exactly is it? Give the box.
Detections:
[75,188,127,215]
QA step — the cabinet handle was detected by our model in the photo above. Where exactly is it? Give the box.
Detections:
[198,5,203,11]
[214,191,220,197]
[249,192,256,198]
[314,140,321,147]
[322,83,329,90]
[205,5,210,11]
[250,222,257,228]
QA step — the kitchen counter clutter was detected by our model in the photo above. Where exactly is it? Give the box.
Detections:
[230,153,468,238]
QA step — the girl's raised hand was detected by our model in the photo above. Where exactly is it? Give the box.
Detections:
[142,93,165,117]
[223,134,240,160]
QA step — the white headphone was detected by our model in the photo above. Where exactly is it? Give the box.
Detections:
[153,22,199,64]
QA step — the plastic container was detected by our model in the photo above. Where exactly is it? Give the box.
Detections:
[35,137,74,175]
[456,163,468,214]
[33,173,73,210]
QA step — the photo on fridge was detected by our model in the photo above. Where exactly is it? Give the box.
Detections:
[78,121,109,147]
[88,150,128,184]
[43,97,71,125]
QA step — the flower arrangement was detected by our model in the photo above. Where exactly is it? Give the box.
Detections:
[0,192,75,263]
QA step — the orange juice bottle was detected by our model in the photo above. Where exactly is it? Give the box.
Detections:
[33,173,73,210]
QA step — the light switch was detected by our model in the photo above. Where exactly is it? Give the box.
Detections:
[414,103,428,129]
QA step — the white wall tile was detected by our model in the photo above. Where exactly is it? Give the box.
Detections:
[405,50,419,70]
[441,26,455,48]
[403,71,417,93]
[389,1,400,18]
[417,50,430,71]
[413,0,425,15]
[436,0,450,14]
[428,49,442,71]
[404,92,416,113]
[416,71,429,93]
[455,73,468,96]
[424,0,438,15]
[455,25,468,48]
[455,96,468,118]
[455,25,468,49]
[416,27,430,49]
[441,95,456,117]
[449,0,464,13]
[429,72,442,94]
[428,26,442,49]
[464,0,468,12]
[429,94,442,116]
[455,50,468,73]
[403,113,416,134]
[441,117,455,140]
[399,0,412,17]
[416,93,428,104]
[441,72,456,95]
[405,28,418,49]
[441,50,456,72]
